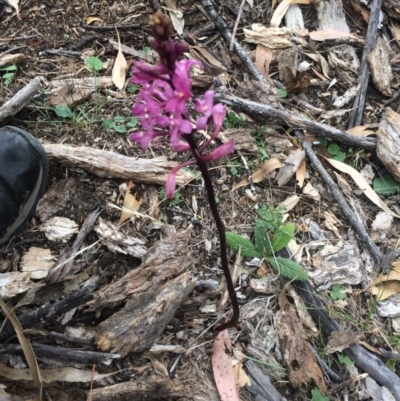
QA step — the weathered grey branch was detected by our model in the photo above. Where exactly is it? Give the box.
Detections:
[215,92,377,151]
[348,0,383,127]
[43,143,194,185]
[0,76,41,121]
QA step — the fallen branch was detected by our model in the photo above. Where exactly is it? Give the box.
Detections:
[200,0,265,82]
[301,139,383,264]
[0,76,41,121]
[43,143,194,185]
[348,0,383,127]
[215,91,377,151]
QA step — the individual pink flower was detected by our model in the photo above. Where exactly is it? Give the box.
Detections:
[195,90,215,130]
[201,141,235,162]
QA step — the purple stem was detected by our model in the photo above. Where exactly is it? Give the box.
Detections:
[185,134,239,332]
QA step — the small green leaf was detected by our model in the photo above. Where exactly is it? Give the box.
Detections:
[54,105,73,118]
[329,284,347,300]
[267,256,308,280]
[319,137,328,147]
[271,223,295,252]
[127,119,138,128]
[277,88,288,98]
[226,232,260,258]
[254,219,274,257]
[311,388,329,401]
[103,118,113,130]
[142,46,151,55]
[85,56,103,72]
[126,84,138,93]
[373,175,400,195]
[387,358,397,370]
[111,123,126,133]
[333,151,346,162]
[0,64,17,72]
[337,353,354,367]
[114,116,125,123]
[327,143,340,156]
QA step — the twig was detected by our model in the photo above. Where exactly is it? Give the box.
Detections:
[0,343,120,365]
[237,150,255,193]
[308,343,344,383]
[229,0,246,51]
[348,0,383,128]
[41,49,82,57]
[83,24,141,31]
[71,34,97,51]
[0,76,41,121]
[200,0,265,81]
[214,91,377,151]
[0,279,97,340]
[301,139,383,264]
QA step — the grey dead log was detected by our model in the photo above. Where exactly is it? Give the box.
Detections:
[94,229,195,357]
[89,377,186,401]
[42,143,194,186]
[0,76,41,121]
[215,92,377,151]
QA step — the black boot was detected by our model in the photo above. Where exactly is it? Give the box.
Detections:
[0,126,48,247]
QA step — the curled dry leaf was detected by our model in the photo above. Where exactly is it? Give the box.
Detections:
[212,330,240,401]
[308,29,363,42]
[189,46,227,76]
[4,0,19,18]
[270,0,310,28]
[296,158,306,188]
[232,157,282,191]
[86,15,103,25]
[346,124,375,137]
[112,30,128,90]
[369,263,400,301]
[325,158,400,218]
[118,180,143,226]
[164,0,184,35]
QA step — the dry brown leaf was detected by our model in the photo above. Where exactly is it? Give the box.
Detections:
[164,0,184,35]
[232,158,282,191]
[271,0,310,28]
[118,181,143,226]
[86,15,103,25]
[212,330,239,401]
[4,0,19,18]
[308,29,362,42]
[255,45,272,78]
[325,330,363,353]
[112,31,128,90]
[233,360,251,391]
[189,46,227,76]
[325,158,400,218]
[346,125,375,137]
[278,195,300,213]
[0,299,42,400]
[369,264,400,300]
[392,24,400,41]
[296,158,306,188]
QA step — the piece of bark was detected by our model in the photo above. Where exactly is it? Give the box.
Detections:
[383,0,400,20]
[317,0,359,86]
[0,53,25,67]
[368,35,393,96]
[94,229,195,356]
[43,143,194,185]
[0,76,41,121]
[376,108,400,182]
[36,178,77,222]
[89,377,186,401]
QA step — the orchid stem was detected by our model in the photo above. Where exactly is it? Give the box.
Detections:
[185,134,239,332]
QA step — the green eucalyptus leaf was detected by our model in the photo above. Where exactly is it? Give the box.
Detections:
[373,175,400,195]
[267,256,308,280]
[225,232,260,258]
[271,223,295,252]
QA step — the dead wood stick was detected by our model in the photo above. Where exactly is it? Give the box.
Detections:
[0,343,119,365]
[348,0,383,128]
[0,76,41,121]
[229,0,246,51]
[42,143,194,186]
[215,92,377,151]
[47,208,102,283]
[291,277,400,401]
[302,139,383,263]
[200,0,265,81]
[0,279,97,340]
[89,377,186,401]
